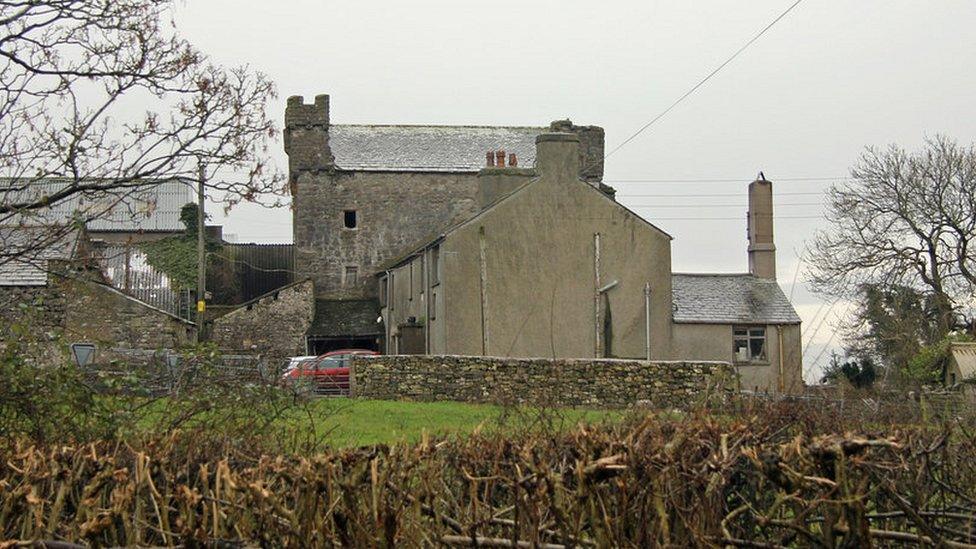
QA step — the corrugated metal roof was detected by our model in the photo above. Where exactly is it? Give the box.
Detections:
[0,227,80,286]
[950,343,976,380]
[0,178,194,232]
[672,273,801,325]
[329,124,544,172]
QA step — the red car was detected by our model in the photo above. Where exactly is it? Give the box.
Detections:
[282,349,378,395]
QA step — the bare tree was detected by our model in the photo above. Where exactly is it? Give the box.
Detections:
[807,135,976,340]
[0,1,283,260]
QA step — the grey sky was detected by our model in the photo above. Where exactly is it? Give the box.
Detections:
[173,0,976,379]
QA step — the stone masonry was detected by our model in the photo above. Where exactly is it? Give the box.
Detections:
[209,279,315,368]
[285,95,608,302]
[59,276,195,358]
[352,355,738,408]
[1,275,195,364]
[292,170,480,300]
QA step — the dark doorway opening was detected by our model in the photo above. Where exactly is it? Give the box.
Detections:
[308,336,379,355]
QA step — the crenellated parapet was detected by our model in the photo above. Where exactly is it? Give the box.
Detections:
[284,94,334,177]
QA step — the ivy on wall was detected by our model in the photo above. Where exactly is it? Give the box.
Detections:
[139,204,223,291]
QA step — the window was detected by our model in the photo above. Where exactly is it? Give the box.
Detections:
[430,245,440,285]
[430,291,437,320]
[344,265,358,287]
[379,276,388,306]
[419,257,425,296]
[408,263,414,301]
[733,326,767,363]
[343,210,358,229]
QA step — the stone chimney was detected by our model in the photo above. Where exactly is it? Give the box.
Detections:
[283,94,334,178]
[549,119,604,184]
[747,176,776,279]
[535,132,580,181]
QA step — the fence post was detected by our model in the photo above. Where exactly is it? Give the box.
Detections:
[349,359,357,399]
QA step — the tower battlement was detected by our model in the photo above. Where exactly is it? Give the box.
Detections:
[284,94,333,174]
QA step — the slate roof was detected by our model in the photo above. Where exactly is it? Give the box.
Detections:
[672,273,801,325]
[0,178,193,232]
[309,299,382,338]
[329,125,545,172]
[0,227,81,286]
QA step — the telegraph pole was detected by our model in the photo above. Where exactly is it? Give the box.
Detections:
[196,162,207,342]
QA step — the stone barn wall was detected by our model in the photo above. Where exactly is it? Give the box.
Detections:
[59,277,195,359]
[352,355,737,408]
[209,279,315,369]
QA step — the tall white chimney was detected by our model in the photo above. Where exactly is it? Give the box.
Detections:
[747,176,776,279]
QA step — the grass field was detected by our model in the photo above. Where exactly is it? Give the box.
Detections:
[293,399,620,448]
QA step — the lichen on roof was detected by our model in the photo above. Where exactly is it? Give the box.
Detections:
[671,273,801,325]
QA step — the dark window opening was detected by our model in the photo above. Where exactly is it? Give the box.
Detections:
[343,210,358,229]
[379,276,388,306]
[733,326,767,363]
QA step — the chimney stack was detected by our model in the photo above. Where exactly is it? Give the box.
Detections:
[534,132,580,180]
[508,153,517,167]
[495,150,506,168]
[486,151,495,167]
[747,175,776,279]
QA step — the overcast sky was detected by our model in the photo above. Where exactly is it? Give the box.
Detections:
[173,1,976,380]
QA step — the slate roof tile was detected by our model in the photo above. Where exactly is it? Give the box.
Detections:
[0,227,80,286]
[672,273,801,325]
[329,124,545,172]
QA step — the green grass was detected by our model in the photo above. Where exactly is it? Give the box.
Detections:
[292,399,621,448]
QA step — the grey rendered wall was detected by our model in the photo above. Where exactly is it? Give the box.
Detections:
[670,322,803,393]
[437,147,674,359]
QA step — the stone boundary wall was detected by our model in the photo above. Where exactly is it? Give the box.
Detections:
[351,355,737,408]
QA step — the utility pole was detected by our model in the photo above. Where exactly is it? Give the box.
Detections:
[196,162,207,342]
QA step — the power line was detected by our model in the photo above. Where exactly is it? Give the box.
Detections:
[626,202,823,208]
[603,0,806,160]
[643,214,825,220]
[617,191,825,198]
[609,176,845,183]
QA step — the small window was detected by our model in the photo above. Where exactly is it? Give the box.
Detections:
[389,273,395,310]
[419,257,425,295]
[733,326,766,363]
[379,276,388,306]
[343,210,357,229]
[430,245,441,284]
[408,263,414,301]
[344,265,358,287]
[430,291,437,320]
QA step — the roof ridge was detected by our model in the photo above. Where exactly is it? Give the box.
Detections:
[672,272,754,277]
[331,124,546,130]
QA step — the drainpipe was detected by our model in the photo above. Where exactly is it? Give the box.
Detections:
[777,325,785,393]
[423,252,430,354]
[478,228,490,355]
[644,282,652,360]
[593,233,601,358]
[385,269,392,354]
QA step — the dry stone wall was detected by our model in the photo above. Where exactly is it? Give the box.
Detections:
[352,355,737,408]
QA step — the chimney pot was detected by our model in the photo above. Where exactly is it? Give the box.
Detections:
[496,150,506,167]
[508,153,517,167]
[486,151,494,167]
